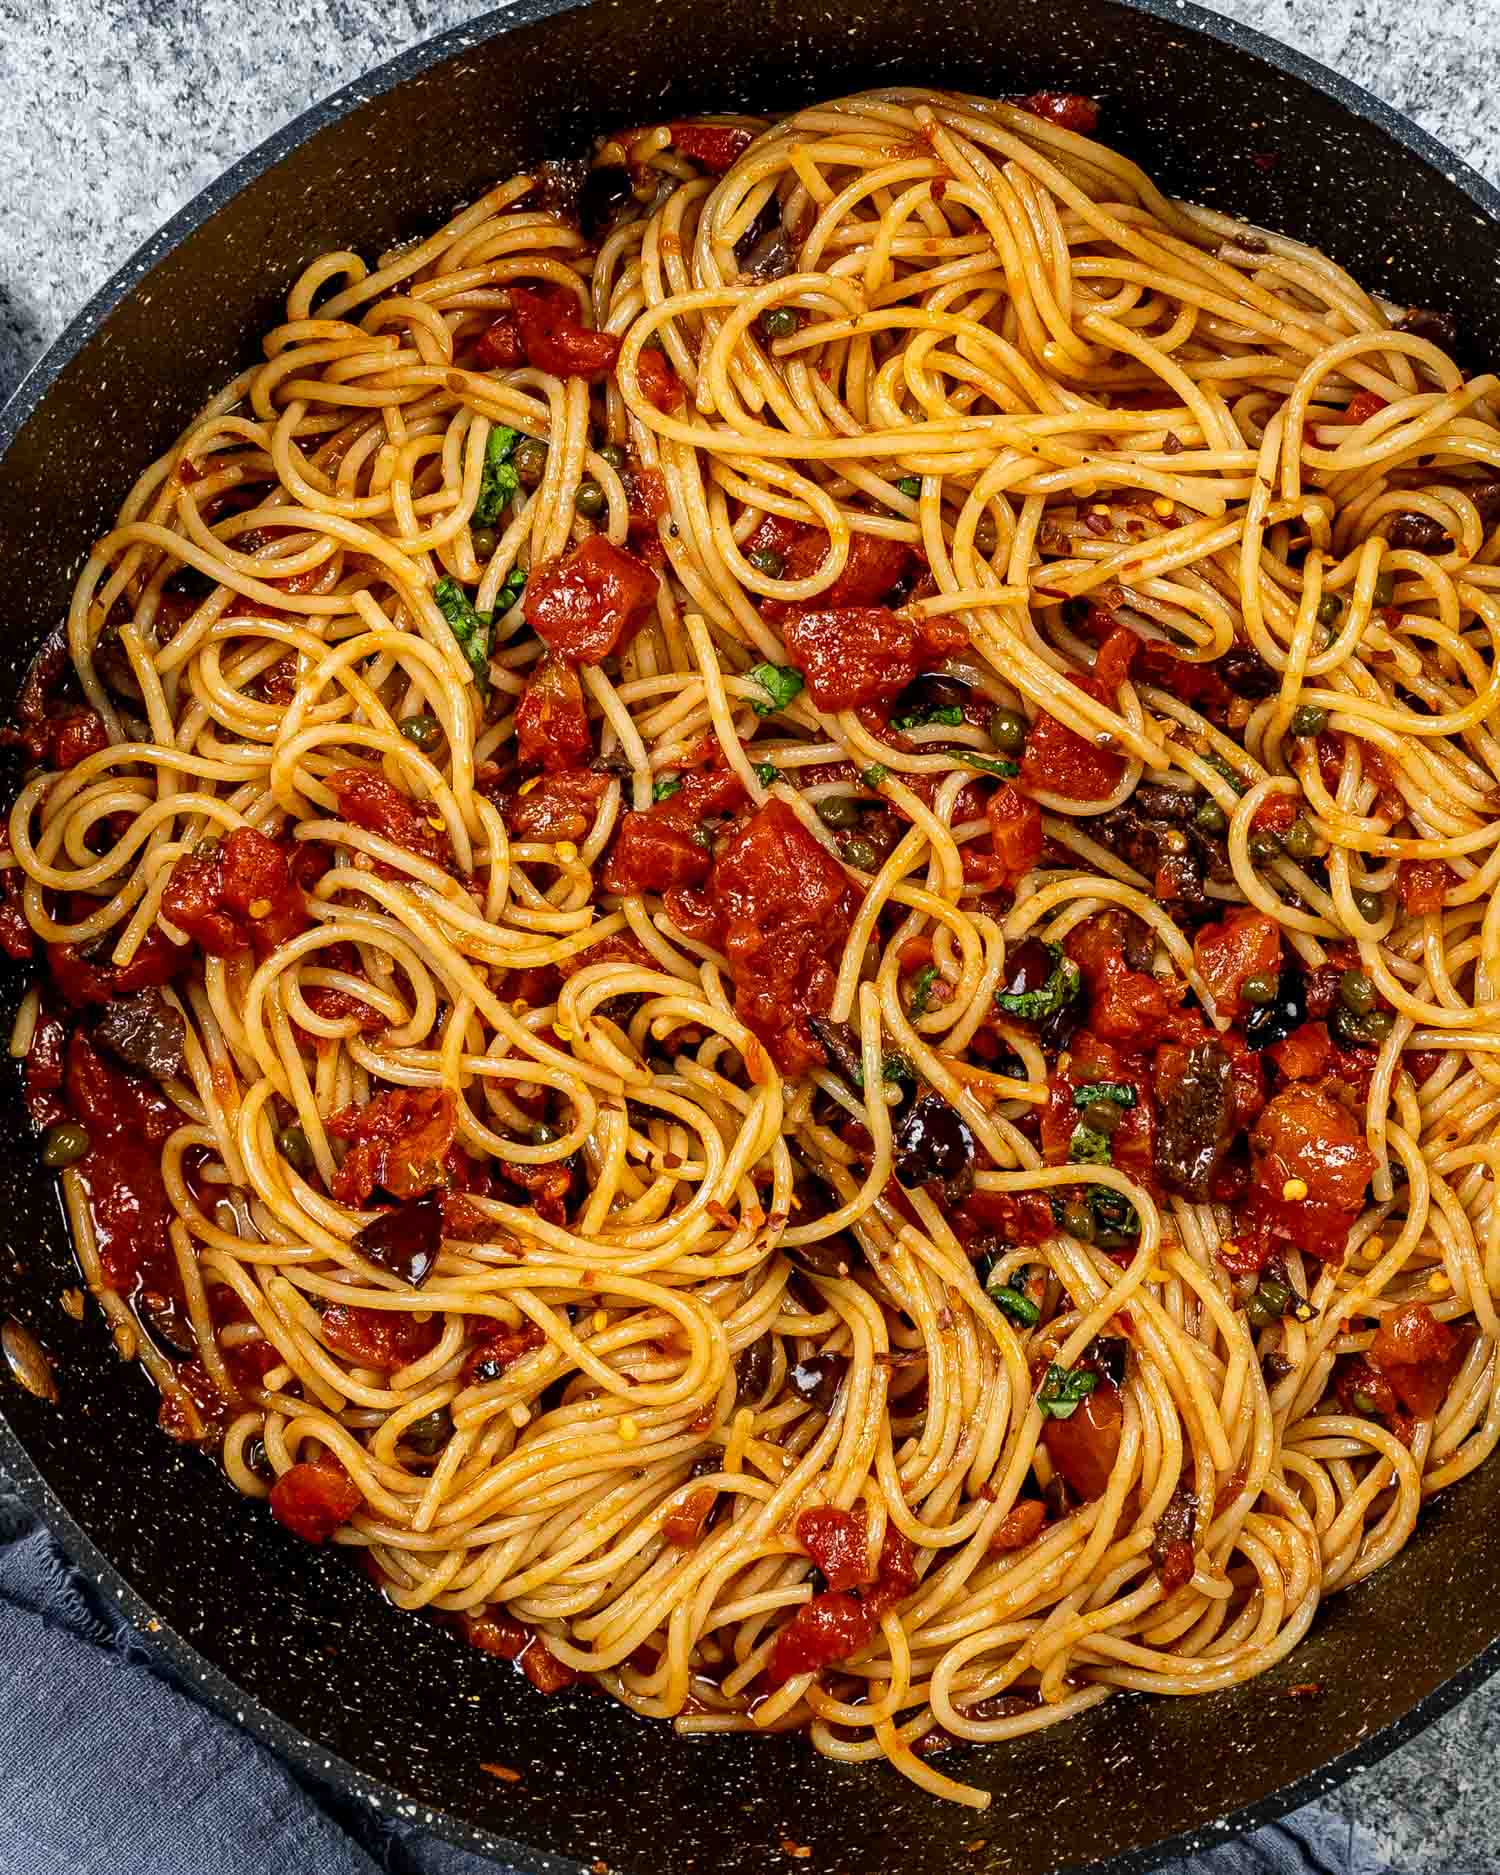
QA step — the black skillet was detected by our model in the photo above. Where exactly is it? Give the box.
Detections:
[2,3,1498,1869]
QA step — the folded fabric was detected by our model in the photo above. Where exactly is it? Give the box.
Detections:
[0,1480,1392,1875]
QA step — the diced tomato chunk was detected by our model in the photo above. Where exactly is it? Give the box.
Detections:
[1344,390,1388,424]
[1066,912,1176,1048]
[269,1460,361,1543]
[985,785,1043,887]
[516,655,593,771]
[474,314,524,369]
[1020,673,1125,801]
[797,1507,875,1591]
[1041,1032,1155,1184]
[952,1188,1055,1248]
[663,1484,718,1548]
[1040,1379,1122,1502]
[327,1086,458,1206]
[601,814,711,893]
[1398,858,1454,915]
[1246,1083,1375,1261]
[320,1303,439,1370]
[670,121,755,171]
[1193,907,1281,1020]
[161,826,307,960]
[766,529,916,618]
[1015,91,1099,132]
[49,710,110,769]
[766,1524,917,1686]
[463,1319,547,1384]
[1268,1020,1332,1081]
[46,923,183,1006]
[493,768,608,842]
[635,348,684,410]
[524,536,659,665]
[989,1497,1046,1552]
[509,284,621,379]
[329,769,452,866]
[1369,1302,1465,1418]
[779,605,964,711]
[1092,626,1139,699]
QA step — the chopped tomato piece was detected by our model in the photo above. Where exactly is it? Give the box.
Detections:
[1369,1302,1465,1418]
[509,284,621,378]
[47,923,183,1007]
[670,121,755,171]
[463,1319,547,1384]
[766,1525,916,1686]
[663,1484,718,1548]
[1020,673,1125,802]
[1066,912,1176,1048]
[601,814,711,893]
[1040,1379,1122,1502]
[161,826,307,960]
[797,1507,875,1591]
[1344,390,1388,424]
[985,785,1043,887]
[327,1087,458,1206]
[1398,858,1454,915]
[635,348,684,410]
[458,1608,577,1691]
[493,769,609,842]
[1092,626,1139,698]
[952,1188,1055,1248]
[989,1497,1046,1552]
[474,314,524,369]
[1193,907,1281,1020]
[49,710,109,769]
[320,1304,439,1371]
[329,769,452,867]
[1268,1020,1332,1081]
[523,535,659,665]
[516,656,593,771]
[1246,1083,1375,1260]
[765,529,916,619]
[1015,92,1099,132]
[269,1460,361,1543]
[779,606,965,711]
[555,928,655,979]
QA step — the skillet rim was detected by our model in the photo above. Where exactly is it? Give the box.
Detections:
[2,1,1499,1867]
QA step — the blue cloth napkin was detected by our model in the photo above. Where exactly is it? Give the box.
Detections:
[0,1480,1388,1875]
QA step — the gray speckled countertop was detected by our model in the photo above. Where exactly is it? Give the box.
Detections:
[1,1,1499,1870]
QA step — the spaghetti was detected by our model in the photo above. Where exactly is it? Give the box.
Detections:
[6,86,1500,1806]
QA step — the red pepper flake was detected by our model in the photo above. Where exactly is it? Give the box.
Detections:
[480,1762,522,1783]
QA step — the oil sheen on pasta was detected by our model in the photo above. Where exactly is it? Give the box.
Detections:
[6,87,1499,1808]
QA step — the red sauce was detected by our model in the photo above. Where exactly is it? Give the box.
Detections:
[670,121,755,172]
[509,284,621,379]
[63,1030,181,1302]
[1014,92,1100,133]
[327,1086,457,1206]
[1398,858,1454,915]
[329,769,452,867]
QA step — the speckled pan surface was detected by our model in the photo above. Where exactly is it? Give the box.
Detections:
[2,3,1499,1870]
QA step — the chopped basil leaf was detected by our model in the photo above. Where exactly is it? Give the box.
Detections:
[1073,1081,1137,1110]
[954,749,1021,779]
[981,1264,1041,1328]
[994,942,1080,1021]
[892,702,964,731]
[754,763,779,786]
[433,577,492,688]
[497,561,527,611]
[862,763,889,788]
[907,962,939,1017]
[1068,1122,1114,1165]
[1037,1362,1098,1420]
[748,662,804,716]
[1089,1187,1140,1248]
[653,775,683,802]
[881,1050,915,1085]
[1201,749,1248,795]
[475,425,521,525]
[895,476,922,499]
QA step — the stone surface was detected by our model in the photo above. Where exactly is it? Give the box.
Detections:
[0,0,1498,1869]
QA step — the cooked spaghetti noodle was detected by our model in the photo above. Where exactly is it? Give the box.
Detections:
[7,86,1500,1806]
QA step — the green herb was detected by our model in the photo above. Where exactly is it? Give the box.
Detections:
[653,775,683,802]
[892,703,964,731]
[1037,1362,1098,1421]
[496,561,527,612]
[895,476,922,499]
[1073,1081,1136,1110]
[994,942,1080,1021]
[475,425,521,525]
[907,962,939,1017]
[862,763,889,788]
[953,749,1021,779]
[1351,1388,1379,1415]
[433,576,492,688]
[754,763,779,787]
[847,1049,915,1092]
[975,1259,1041,1328]
[1201,749,1248,795]
[1068,1122,1114,1165]
[748,662,804,716]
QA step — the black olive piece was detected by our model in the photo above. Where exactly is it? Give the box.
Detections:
[137,1289,198,1360]
[403,1407,453,1456]
[1386,512,1453,553]
[243,1435,273,1481]
[1153,1040,1233,1201]
[734,1335,772,1403]
[1082,1335,1129,1388]
[578,162,633,240]
[893,672,971,718]
[1149,1478,1197,1570]
[806,1013,863,1089]
[93,988,187,1083]
[353,1192,444,1288]
[787,1350,848,1413]
[1468,482,1500,528]
[1217,643,1278,700]
[1395,306,1458,350]
[733,191,785,270]
[533,155,589,222]
[1131,784,1198,824]
[787,1236,860,1279]
[892,1093,975,1204]
[1001,937,1054,999]
[1242,965,1308,1051]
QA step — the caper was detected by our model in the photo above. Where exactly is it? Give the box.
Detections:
[1247,1276,1292,1327]
[471,526,498,559]
[1248,829,1283,863]
[40,1122,90,1169]
[575,478,605,518]
[760,306,799,340]
[1353,888,1385,925]
[816,795,860,830]
[840,835,880,871]
[1240,973,1278,1007]
[974,513,999,555]
[403,1408,453,1456]
[747,547,785,579]
[1081,1098,1124,1135]
[276,1125,312,1171]
[513,437,549,486]
[1289,704,1327,737]
[1331,1003,1395,1047]
[1061,1197,1095,1243]
[1373,570,1396,607]
[599,441,628,471]
[1194,796,1228,835]
[399,714,442,750]
[1316,593,1343,626]
[988,707,1027,754]
[1283,817,1319,861]
[1339,969,1376,1015]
